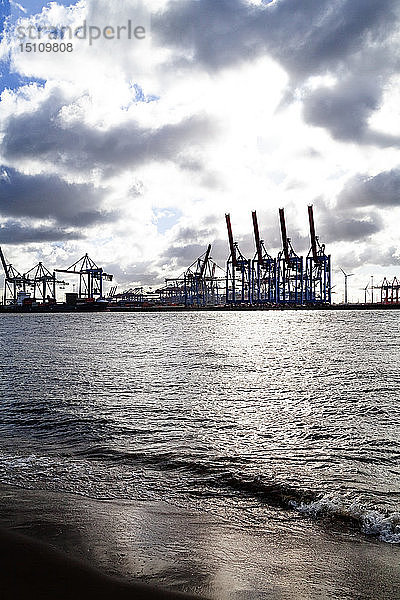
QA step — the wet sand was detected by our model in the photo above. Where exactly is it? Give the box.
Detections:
[0,527,203,599]
[0,484,399,599]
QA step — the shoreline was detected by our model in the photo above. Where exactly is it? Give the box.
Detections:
[0,483,399,599]
[0,302,399,313]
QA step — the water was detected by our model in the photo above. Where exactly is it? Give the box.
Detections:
[1,310,400,548]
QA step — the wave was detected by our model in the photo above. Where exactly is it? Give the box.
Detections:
[71,446,400,544]
[217,474,400,544]
[289,495,400,544]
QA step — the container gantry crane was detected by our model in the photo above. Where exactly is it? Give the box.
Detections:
[276,208,303,304]
[23,262,68,304]
[54,253,113,300]
[305,205,331,304]
[0,246,26,305]
[162,245,225,306]
[225,213,252,304]
[251,210,276,304]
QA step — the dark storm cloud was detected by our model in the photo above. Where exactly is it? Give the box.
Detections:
[0,220,84,244]
[266,0,398,80]
[154,0,397,76]
[303,77,378,142]
[302,76,400,146]
[302,197,384,244]
[320,214,382,243]
[1,88,216,175]
[313,197,384,242]
[337,169,400,208]
[0,167,114,226]
[154,0,399,145]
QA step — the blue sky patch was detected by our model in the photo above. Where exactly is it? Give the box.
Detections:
[0,57,45,94]
[132,83,159,104]
[9,0,78,20]
[154,208,182,235]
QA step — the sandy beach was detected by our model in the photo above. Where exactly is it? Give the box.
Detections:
[0,526,203,600]
[1,484,399,600]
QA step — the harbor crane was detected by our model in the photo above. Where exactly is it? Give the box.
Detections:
[277,208,303,304]
[0,247,67,305]
[162,245,225,306]
[251,211,276,303]
[225,213,252,304]
[0,246,26,305]
[183,244,212,306]
[23,262,68,304]
[305,205,331,304]
[55,253,113,299]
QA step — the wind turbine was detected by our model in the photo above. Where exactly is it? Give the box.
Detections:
[340,268,354,304]
[362,283,369,304]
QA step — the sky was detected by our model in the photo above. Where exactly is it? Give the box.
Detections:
[0,0,399,302]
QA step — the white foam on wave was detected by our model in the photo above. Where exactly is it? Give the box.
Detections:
[360,510,400,543]
[289,494,400,544]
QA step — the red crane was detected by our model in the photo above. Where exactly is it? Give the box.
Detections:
[252,211,263,263]
[279,208,290,263]
[308,205,319,263]
[225,213,237,267]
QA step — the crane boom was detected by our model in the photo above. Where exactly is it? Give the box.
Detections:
[0,247,9,278]
[225,213,237,267]
[199,244,211,279]
[279,208,290,263]
[252,211,263,263]
[308,205,318,262]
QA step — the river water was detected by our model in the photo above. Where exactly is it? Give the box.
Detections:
[0,311,399,597]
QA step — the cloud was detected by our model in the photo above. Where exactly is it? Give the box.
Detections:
[159,242,207,267]
[103,259,161,287]
[337,169,400,208]
[0,166,114,226]
[358,245,400,267]
[170,225,217,243]
[154,0,400,146]
[303,75,400,146]
[267,0,398,80]
[311,197,384,242]
[1,86,217,176]
[0,219,84,243]
[154,0,398,78]
[320,214,383,243]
